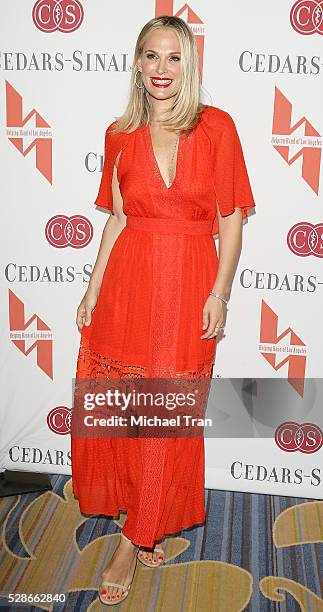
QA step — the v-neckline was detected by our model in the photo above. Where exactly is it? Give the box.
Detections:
[145,122,183,191]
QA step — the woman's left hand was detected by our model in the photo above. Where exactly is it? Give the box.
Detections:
[200,295,227,339]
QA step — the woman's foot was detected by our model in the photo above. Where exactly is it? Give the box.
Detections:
[138,540,165,566]
[99,533,138,604]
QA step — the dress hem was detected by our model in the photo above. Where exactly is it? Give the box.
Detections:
[72,489,206,548]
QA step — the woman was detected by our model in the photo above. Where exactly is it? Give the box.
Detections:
[71,15,255,606]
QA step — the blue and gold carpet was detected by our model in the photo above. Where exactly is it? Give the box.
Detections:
[0,475,322,611]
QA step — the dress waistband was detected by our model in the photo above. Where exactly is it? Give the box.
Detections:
[126,215,214,235]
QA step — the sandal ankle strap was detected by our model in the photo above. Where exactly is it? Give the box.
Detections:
[120,531,132,543]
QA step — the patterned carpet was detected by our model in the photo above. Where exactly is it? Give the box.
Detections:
[0,475,322,611]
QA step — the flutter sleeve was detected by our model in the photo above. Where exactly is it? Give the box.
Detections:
[211,111,255,235]
[94,121,119,214]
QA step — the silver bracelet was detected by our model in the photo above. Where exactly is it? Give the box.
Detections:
[209,291,229,306]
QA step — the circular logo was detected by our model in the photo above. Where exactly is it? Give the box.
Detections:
[290,1,323,35]
[287,222,323,257]
[275,422,323,453]
[32,0,84,33]
[47,406,72,435]
[45,215,93,248]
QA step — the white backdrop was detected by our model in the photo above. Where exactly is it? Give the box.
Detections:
[1,1,322,499]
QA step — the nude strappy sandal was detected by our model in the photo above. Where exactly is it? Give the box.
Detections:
[99,532,137,605]
[137,544,165,568]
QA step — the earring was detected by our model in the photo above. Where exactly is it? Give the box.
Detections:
[134,69,145,89]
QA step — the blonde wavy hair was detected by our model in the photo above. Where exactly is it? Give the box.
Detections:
[112,15,206,135]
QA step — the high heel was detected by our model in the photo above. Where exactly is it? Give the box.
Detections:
[98,531,138,605]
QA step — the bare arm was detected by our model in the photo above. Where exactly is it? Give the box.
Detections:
[76,153,126,332]
[200,205,243,339]
[211,205,243,301]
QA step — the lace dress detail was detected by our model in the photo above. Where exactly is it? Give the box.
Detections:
[76,335,214,379]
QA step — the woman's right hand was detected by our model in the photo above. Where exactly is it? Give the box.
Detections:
[76,286,99,333]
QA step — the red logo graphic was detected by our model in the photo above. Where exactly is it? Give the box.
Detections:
[8,289,53,379]
[259,300,307,397]
[290,1,323,35]
[5,81,52,184]
[272,86,321,194]
[47,406,72,434]
[45,215,93,248]
[32,0,84,32]
[287,221,323,257]
[275,422,323,453]
[156,1,205,77]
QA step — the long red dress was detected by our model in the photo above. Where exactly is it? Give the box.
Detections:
[71,104,255,548]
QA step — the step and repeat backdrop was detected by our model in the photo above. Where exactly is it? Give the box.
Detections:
[1,1,322,498]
